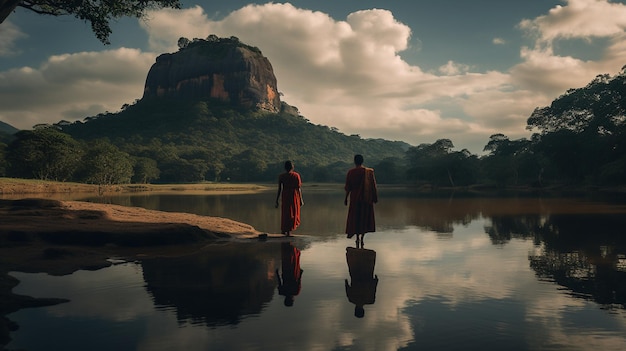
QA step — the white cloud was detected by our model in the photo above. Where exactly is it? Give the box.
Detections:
[460,89,551,137]
[438,60,471,75]
[519,0,626,43]
[3,0,626,153]
[0,48,155,129]
[0,20,27,57]
[511,0,626,98]
[138,1,626,152]
[142,5,213,52]
[139,4,516,151]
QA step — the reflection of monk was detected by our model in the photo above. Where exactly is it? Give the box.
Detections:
[345,247,378,318]
[276,242,303,306]
[344,154,378,248]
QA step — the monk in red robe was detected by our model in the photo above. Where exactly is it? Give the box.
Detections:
[344,154,378,248]
[275,160,304,236]
[276,242,303,306]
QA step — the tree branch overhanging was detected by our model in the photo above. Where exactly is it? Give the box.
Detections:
[1,0,181,44]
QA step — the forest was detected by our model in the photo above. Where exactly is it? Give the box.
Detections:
[0,67,625,188]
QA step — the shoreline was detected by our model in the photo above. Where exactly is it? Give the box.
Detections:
[0,177,271,199]
[0,179,279,348]
[2,178,626,347]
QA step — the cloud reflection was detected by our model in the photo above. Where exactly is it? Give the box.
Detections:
[9,203,626,350]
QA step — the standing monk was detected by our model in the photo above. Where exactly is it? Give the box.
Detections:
[344,154,378,248]
[275,160,304,236]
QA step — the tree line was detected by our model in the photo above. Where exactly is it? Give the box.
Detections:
[1,68,625,188]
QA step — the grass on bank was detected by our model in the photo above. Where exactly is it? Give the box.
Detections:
[0,177,271,196]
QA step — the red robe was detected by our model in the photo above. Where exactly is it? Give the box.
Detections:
[278,242,303,297]
[278,171,302,233]
[345,166,378,237]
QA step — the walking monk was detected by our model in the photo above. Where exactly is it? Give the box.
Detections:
[344,154,378,248]
[275,160,304,236]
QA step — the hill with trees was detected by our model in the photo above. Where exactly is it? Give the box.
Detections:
[53,97,410,183]
[0,36,410,185]
[0,34,624,189]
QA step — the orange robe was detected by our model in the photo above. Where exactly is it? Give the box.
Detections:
[278,171,302,233]
[278,242,303,297]
[345,167,378,237]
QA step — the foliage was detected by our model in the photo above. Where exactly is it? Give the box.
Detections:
[176,35,263,55]
[525,68,626,185]
[372,157,406,184]
[405,139,479,187]
[1,0,181,44]
[78,139,133,185]
[481,134,539,186]
[132,157,160,184]
[0,142,7,176]
[6,127,82,181]
[0,120,18,135]
[2,68,626,188]
[0,130,13,145]
[57,98,409,183]
[527,71,626,135]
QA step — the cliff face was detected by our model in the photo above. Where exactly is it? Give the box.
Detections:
[142,37,281,112]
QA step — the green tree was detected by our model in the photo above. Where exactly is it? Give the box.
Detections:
[0,142,7,176]
[132,156,160,184]
[0,0,181,44]
[57,93,408,183]
[158,158,207,183]
[527,71,626,135]
[482,134,539,186]
[405,139,480,187]
[6,127,83,181]
[79,140,133,185]
[373,157,406,184]
[222,149,268,182]
[526,68,626,185]
[406,139,453,186]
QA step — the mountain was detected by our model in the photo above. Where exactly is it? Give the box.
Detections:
[0,120,18,144]
[57,36,410,183]
[143,36,281,112]
[0,120,18,135]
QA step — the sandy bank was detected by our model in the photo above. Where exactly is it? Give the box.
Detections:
[0,197,283,347]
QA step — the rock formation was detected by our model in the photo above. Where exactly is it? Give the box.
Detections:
[142,36,281,112]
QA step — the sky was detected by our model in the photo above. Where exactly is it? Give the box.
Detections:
[1,0,626,154]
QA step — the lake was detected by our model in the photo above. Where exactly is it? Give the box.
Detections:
[6,188,626,351]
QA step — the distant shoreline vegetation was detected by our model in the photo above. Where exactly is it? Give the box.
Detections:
[1,68,626,189]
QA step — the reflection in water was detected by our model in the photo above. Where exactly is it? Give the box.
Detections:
[87,192,626,313]
[345,247,378,318]
[485,212,626,309]
[141,243,280,326]
[7,193,626,351]
[525,214,626,309]
[88,192,626,237]
[276,242,303,306]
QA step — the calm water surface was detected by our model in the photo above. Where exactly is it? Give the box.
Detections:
[7,189,626,351]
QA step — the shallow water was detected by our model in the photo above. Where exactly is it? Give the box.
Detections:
[7,190,626,351]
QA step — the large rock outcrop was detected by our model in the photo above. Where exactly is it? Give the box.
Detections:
[142,36,281,112]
